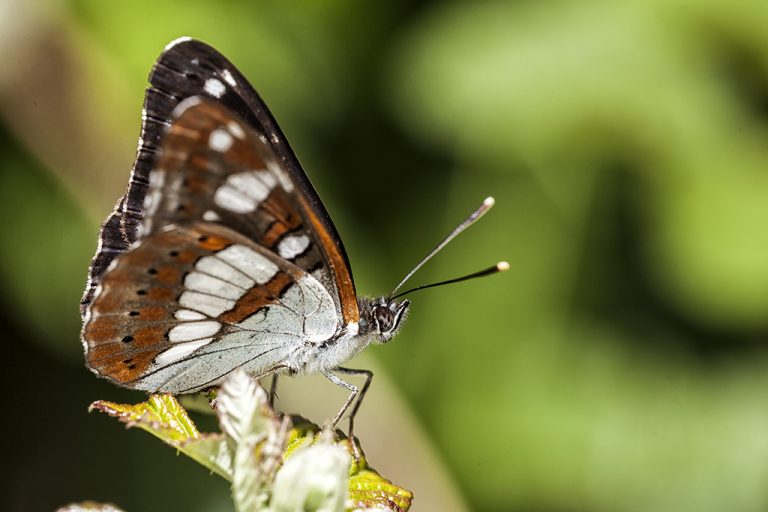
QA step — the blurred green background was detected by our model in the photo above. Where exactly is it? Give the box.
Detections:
[3,0,768,510]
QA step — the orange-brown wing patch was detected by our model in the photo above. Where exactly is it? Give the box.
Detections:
[219,271,294,324]
[258,188,303,247]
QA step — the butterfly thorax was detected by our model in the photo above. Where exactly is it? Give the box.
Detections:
[285,297,409,377]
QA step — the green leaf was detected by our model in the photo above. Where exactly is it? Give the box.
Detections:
[90,375,413,511]
[90,394,199,442]
[90,394,233,479]
[348,468,414,512]
[181,434,233,480]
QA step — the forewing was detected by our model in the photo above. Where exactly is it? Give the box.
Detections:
[146,98,355,321]
[82,38,358,325]
[83,222,339,393]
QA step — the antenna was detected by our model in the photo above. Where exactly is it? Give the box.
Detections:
[389,196,502,299]
[391,261,508,300]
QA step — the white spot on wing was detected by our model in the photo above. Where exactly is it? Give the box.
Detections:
[214,170,276,213]
[175,309,207,321]
[203,210,221,221]
[277,234,310,259]
[179,290,235,316]
[149,170,165,188]
[257,170,277,188]
[227,121,245,139]
[266,161,294,192]
[214,185,254,213]
[204,77,226,98]
[209,128,233,152]
[185,271,245,300]
[143,170,166,223]
[155,338,213,366]
[143,188,160,212]
[227,171,272,201]
[168,321,221,342]
[221,69,237,87]
[196,254,255,289]
[172,96,203,119]
[217,245,278,284]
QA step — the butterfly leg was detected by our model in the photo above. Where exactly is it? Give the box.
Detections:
[268,374,280,408]
[323,367,373,459]
[335,367,373,440]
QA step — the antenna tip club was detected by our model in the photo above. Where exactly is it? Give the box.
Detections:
[497,261,510,271]
[483,196,495,207]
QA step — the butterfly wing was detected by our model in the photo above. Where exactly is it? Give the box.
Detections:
[82,38,358,324]
[84,221,339,393]
[82,41,362,392]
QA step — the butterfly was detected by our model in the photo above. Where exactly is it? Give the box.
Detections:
[80,37,506,440]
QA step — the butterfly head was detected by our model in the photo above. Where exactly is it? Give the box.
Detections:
[362,297,410,343]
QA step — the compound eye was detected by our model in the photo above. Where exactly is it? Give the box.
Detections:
[374,306,394,333]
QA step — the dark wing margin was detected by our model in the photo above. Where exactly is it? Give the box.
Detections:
[82,38,357,322]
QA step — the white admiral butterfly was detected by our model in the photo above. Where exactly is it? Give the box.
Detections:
[80,38,506,439]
